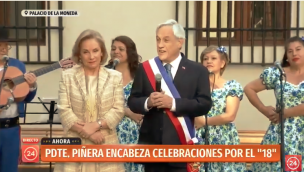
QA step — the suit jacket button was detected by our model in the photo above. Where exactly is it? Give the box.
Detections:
[5,124,9,128]
[160,128,162,131]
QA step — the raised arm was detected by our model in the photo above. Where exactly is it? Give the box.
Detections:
[244,67,278,117]
[175,66,212,117]
[245,79,270,114]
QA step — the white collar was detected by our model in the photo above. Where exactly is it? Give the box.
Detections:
[163,53,182,68]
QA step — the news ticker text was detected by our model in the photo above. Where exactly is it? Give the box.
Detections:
[41,145,279,162]
[21,138,282,163]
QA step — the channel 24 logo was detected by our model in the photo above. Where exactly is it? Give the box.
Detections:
[21,138,40,163]
[22,145,39,163]
[285,155,302,171]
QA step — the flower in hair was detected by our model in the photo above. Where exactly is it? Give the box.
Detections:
[301,36,304,41]
[217,46,227,54]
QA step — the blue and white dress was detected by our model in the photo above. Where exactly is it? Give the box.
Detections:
[116,81,144,172]
[196,80,247,172]
[250,67,304,172]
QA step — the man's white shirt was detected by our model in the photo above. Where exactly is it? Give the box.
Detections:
[144,54,182,112]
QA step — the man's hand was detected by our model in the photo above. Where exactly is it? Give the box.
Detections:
[89,132,104,144]
[153,91,173,109]
[78,122,99,138]
[147,92,162,108]
[24,72,37,88]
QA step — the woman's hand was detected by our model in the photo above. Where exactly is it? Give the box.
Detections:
[260,106,281,123]
[129,113,144,124]
[194,117,205,129]
[269,109,289,123]
[125,108,143,124]
[261,106,277,119]
[269,113,280,123]
[78,122,100,138]
[71,122,85,134]
[89,132,104,144]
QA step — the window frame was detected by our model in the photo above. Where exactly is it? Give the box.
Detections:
[0,1,47,46]
[195,1,291,46]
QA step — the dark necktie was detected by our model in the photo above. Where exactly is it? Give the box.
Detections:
[164,64,173,81]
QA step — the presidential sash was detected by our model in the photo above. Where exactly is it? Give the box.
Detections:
[142,57,200,172]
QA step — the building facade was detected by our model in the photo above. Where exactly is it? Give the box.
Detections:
[1,1,303,131]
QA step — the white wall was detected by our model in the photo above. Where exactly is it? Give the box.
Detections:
[11,1,304,131]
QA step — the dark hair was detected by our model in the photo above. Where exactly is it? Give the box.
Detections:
[281,36,304,67]
[108,36,139,78]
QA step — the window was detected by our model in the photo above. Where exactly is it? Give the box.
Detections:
[195,1,291,46]
[0,1,46,45]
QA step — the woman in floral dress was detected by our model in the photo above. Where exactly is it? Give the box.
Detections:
[108,36,144,172]
[245,36,304,172]
[195,45,247,172]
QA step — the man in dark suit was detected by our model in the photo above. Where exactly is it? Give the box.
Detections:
[128,19,212,172]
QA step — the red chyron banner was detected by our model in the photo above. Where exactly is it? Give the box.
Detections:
[40,145,280,162]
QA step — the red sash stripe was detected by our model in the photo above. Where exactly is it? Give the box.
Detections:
[142,61,187,145]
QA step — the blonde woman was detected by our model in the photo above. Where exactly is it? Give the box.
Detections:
[53,29,125,172]
[195,46,246,172]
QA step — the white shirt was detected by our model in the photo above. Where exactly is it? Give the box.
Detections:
[144,54,182,112]
[0,67,37,118]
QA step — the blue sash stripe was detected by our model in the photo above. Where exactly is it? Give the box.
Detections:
[154,57,195,139]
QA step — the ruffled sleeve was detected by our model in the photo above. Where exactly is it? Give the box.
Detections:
[227,80,244,101]
[260,67,279,90]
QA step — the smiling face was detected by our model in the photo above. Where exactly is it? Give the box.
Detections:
[110,41,128,64]
[79,38,103,70]
[156,25,184,63]
[286,41,304,67]
[202,50,226,75]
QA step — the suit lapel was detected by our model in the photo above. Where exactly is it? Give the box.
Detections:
[74,66,86,100]
[173,54,188,92]
[97,67,109,95]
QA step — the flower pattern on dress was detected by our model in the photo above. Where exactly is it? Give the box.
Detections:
[116,81,144,172]
[250,67,304,172]
[196,80,247,172]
